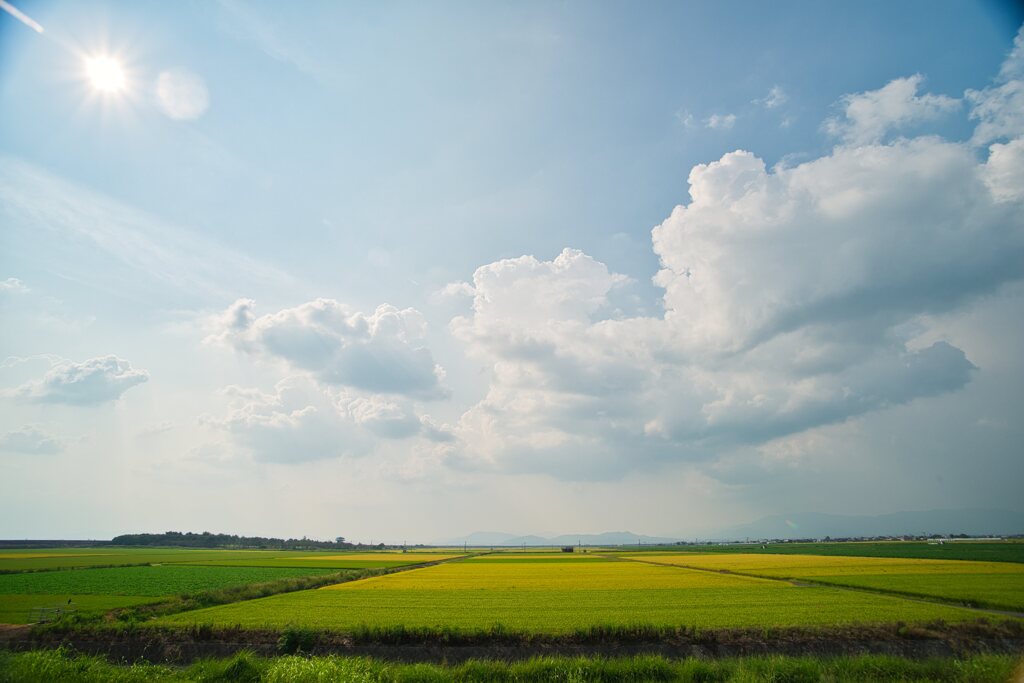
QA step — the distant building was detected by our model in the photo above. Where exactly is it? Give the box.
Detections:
[561,546,574,553]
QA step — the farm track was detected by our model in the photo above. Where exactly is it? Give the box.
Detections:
[613,555,1024,620]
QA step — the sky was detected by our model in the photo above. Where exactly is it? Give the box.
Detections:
[1,0,1023,543]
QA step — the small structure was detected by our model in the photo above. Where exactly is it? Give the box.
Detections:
[561,546,574,553]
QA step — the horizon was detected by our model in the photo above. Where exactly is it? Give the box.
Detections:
[2,1,1024,542]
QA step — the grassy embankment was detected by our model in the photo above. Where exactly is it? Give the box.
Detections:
[0,648,1020,682]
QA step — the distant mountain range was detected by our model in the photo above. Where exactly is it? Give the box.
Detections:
[435,531,680,547]
[710,508,1024,541]
[439,509,1024,546]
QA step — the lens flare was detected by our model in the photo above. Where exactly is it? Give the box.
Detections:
[84,55,127,94]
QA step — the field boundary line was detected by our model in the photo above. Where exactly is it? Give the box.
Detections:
[610,555,1024,620]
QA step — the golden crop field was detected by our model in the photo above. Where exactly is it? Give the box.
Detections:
[321,559,780,591]
[162,552,981,632]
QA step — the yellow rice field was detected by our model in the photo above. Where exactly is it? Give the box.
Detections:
[322,560,783,591]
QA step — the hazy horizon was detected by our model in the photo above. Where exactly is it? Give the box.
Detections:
[2,1,1023,544]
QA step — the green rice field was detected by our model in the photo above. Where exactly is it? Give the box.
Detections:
[628,541,1024,563]
[0,564,339,596]
[632,553,1024,612]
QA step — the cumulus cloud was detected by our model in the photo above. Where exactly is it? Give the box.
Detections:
[208,298,446,398]
[652,140,1023,354]
[441,50,1024,479]
[705,113,737,129]
[429,281,475,304]
[155,69,210,120]
[205,377,456,462]
[824,74,959,145]
[9,356,148,405]
[207,378,367,463]
[754,85,787,109]
[0,277,28,293]
[0,424,62,454]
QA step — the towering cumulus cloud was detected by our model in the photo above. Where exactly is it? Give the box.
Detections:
[442,35,1024,479]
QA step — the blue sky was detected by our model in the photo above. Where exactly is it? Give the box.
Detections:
[1,1,1022,542]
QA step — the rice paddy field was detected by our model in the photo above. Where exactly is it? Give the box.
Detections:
[0,548,460,624]
[159,552,985,632]
[629,553,1024,612]
[631,541,1024,563]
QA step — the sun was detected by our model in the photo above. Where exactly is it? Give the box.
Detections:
[84,55,127,94]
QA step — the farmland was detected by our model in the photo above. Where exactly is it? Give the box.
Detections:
[629,541,1024,564]
[629,553,1024,612]
[0,565,339,597]
[0,548,293,572]
[160,553,982,632]
[0,548,461,624]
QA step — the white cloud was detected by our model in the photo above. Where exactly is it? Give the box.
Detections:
[675,108,696,128]
[983,138,1024,202]
[652,139,1023,354]
[705,113,737,129]
[207,377,367,463]
[440,57,1024,479]
[966,27,1024,146]
[0,425,62,454]
[998,23,1024,82]
[0,277,28,293]
[824,74,959,145]
[208,298,447,398]
[429,281,475,304]
[156,69,210,120]
[205,376,455,463]
[9,356,149,405]
[754,85,787,109]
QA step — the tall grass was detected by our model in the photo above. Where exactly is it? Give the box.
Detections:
[0,648,1020,682]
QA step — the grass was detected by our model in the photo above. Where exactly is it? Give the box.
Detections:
[626,541,1024,563]
[0,648,1020,682]
[0,595,158,624]
[159,558,979,632]
[631,554,1024,612]
[0,564,339,597]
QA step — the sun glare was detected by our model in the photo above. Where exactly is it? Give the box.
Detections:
[84,55,127,94]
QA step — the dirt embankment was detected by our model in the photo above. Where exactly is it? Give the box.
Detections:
[4,621,1024,664]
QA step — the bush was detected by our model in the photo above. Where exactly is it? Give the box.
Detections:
[277,625,319,655]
